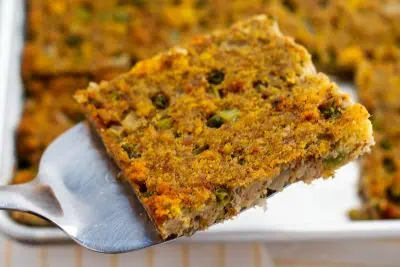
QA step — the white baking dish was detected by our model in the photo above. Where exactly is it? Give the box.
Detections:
[1,0,399,245]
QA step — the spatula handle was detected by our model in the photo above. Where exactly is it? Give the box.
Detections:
[0,181,61,219]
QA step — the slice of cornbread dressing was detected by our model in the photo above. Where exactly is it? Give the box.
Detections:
[75,16,374,239]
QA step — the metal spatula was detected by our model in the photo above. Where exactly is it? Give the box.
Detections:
[0,122,164,253]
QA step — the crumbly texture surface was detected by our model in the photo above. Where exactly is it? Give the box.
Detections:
[76,16,373,239]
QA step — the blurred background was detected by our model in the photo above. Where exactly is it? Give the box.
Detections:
[2,0,400,266]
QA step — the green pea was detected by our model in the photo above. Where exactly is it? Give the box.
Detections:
[215,188,230,206]
[380,139,392,151]
[219,108,240,122]
[348,209,369,220]
[118,0,145,6]
[383,157,396,173]
[65,34,83,47]
[212,86,222,99]
[323,153,345,169]
[207,70,225,85]
[174,131,183,138]
[111,91,121,101]
[156,117,173,130]
[77,7,93,21]
[131,0,145,5]
[328,49,337,66]
[238,158,246,165]
[195,0,208,8]
[318,0,330,8]
[121,144,141,159]
[113,10,130,23]
[282,0,296,12]
[152,93,170,109]
[319,105,341,119]
[388,186,400,203]
[192,144,210,155]
[142,191,155,198]
[371,116,383,131]
[253,80,268,92]
[88,98,101,107]
[304,18,315,34]
[207,115,223,128]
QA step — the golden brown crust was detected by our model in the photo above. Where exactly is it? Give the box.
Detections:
[76,16,373,238]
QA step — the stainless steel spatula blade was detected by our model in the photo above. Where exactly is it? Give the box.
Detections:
[0,122,163,253]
